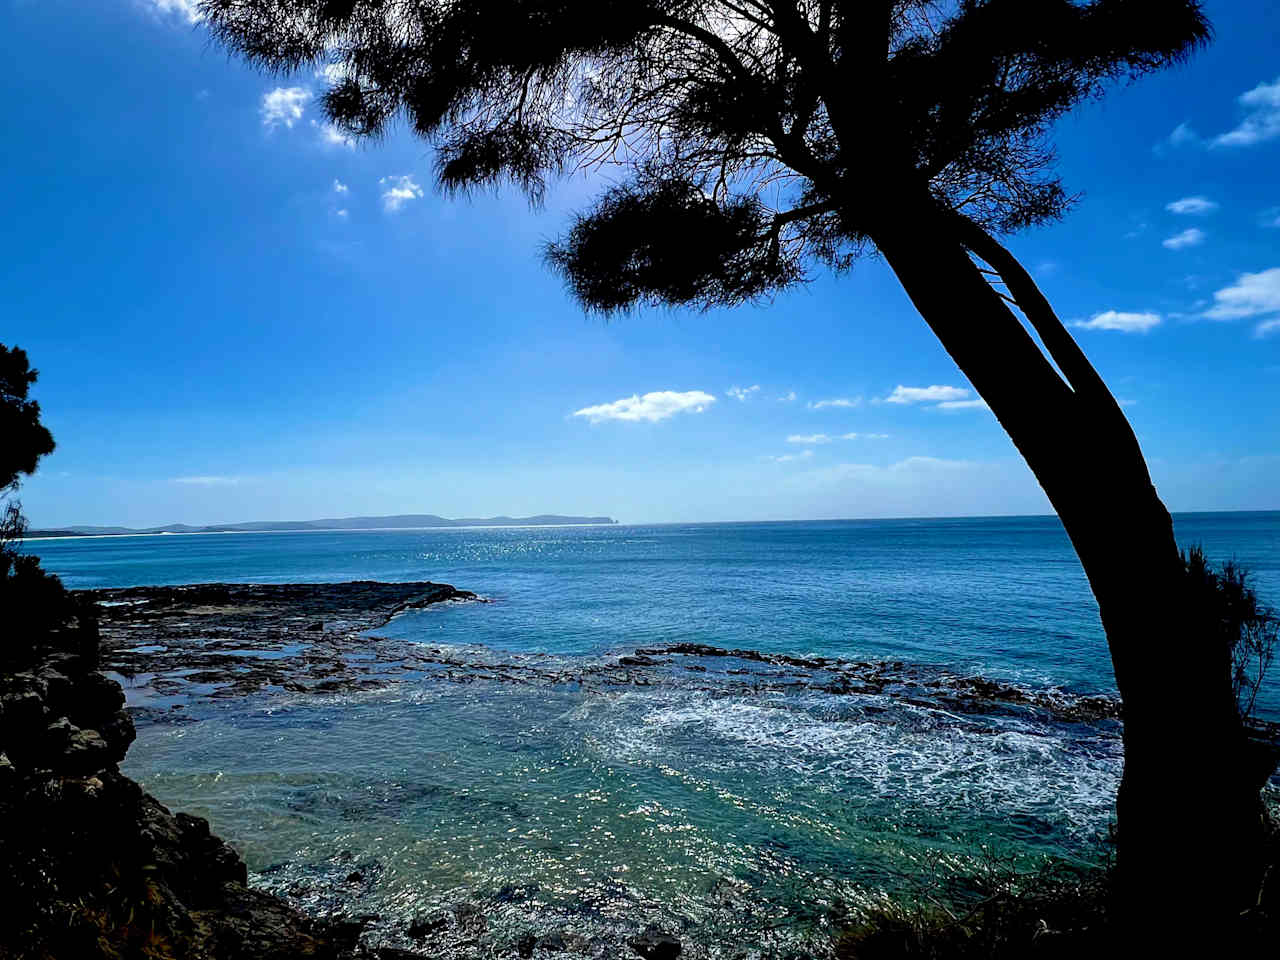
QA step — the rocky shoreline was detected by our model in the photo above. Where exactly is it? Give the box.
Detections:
[87,580,1118,729]
[0,582,486,960]
[4,579,1130,959]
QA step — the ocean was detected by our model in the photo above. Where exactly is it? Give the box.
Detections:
[29,512,1280,956]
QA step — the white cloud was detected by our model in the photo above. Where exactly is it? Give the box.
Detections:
[1074,310,1162,333]
[1204,268,1280,322]
[936,399,991,411]
[1162,228,1206,250]
[768,449,814,463]
[841,432,890,440]
[787,434,831,444]
[173,476,241,487]
[1212,77,1280,148]
[572,390,716,424]
[380,175,424,212]
[145,0,201,22]
[778,391,797,403]
[314,120,355,149]
[1166,196,1218,215]
[807,397,861,410]
[1255,319,1280,338]
[260,87,310,129]
[333,179,349,194]
[336,209,349,219]
[726,385,760,402]
[884,385,969,405]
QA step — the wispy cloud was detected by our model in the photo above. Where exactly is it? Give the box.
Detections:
[1260,207,1280,229]
[1162,228,1206,250]
[725,385,760,402]
[767,449,814,463]
[144,0,201,22]
[1166,196,1218,215]
[1204,269,1280,334]
[380,175,424,212]
[572,390,716,424]
[936,399,990,411]
[1074,310,1162,333]
[1212,76,1280,148]
[807,397,861,410]
[777,391,797,403]
[883,385,968,405]
[1161,122,1201,150]
[173,475,242,487]
[333,179,349,194]
[260,87,310,130]
[788,432,891,443]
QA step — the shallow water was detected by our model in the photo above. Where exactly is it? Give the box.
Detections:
[31,512,1280,955]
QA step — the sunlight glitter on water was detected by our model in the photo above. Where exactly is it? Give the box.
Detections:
[125,662,1121,958]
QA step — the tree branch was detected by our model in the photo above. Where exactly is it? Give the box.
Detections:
[948,211,1114,404]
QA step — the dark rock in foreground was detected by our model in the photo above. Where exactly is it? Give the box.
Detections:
[0,647,364,959]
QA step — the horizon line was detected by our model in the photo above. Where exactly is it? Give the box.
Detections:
[24,506,1278,540]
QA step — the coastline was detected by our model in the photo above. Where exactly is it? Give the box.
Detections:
[23,522,621,542]
[1,581,494,960]
[85,579,1131,957]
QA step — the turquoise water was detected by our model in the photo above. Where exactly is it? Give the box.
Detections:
[29,513,1280,956]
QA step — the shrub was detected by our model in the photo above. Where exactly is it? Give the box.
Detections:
[0,502,96,666]
[1182,545,1279,725]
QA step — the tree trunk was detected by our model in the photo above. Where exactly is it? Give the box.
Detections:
[866,199,1268,940]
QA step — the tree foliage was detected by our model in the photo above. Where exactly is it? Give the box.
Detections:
[1183,546,1279,725]
[1,344,55,493]
[0,344,88,663]
[202,0,1209,310]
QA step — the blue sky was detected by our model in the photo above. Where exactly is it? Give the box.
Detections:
[3,0,1278,527]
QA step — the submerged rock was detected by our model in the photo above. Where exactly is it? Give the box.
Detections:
[629,927,682,960]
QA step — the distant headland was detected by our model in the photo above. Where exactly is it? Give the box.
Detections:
[26,514,618,538]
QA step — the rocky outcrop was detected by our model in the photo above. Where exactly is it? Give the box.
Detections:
[0,649,359,960]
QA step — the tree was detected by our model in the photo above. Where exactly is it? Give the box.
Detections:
[0,344,88,661]
[200,0,1267,936]
[1,344,55,494]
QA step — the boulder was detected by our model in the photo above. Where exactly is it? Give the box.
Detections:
[629,928,682,960]
[406,913,449,940]
[98,708,137,764]
[60,727,112,775]
[69,673,127,727]
[35,667,74,711]
[0,689,48,765]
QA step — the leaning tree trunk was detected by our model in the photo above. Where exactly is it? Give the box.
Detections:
[865,195,1268,941]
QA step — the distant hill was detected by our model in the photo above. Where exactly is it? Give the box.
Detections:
[26,514,617,538]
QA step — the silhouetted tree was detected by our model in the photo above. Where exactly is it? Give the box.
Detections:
[0,344,89,662]
[1,344,55,494]
[201,0,1266,935]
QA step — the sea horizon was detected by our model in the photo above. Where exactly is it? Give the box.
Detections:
[26,506,1280,542]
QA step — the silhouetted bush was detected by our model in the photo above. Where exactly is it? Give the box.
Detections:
[0,343,97,667]
[1182,545,1278,726]
[0,502,96,666]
